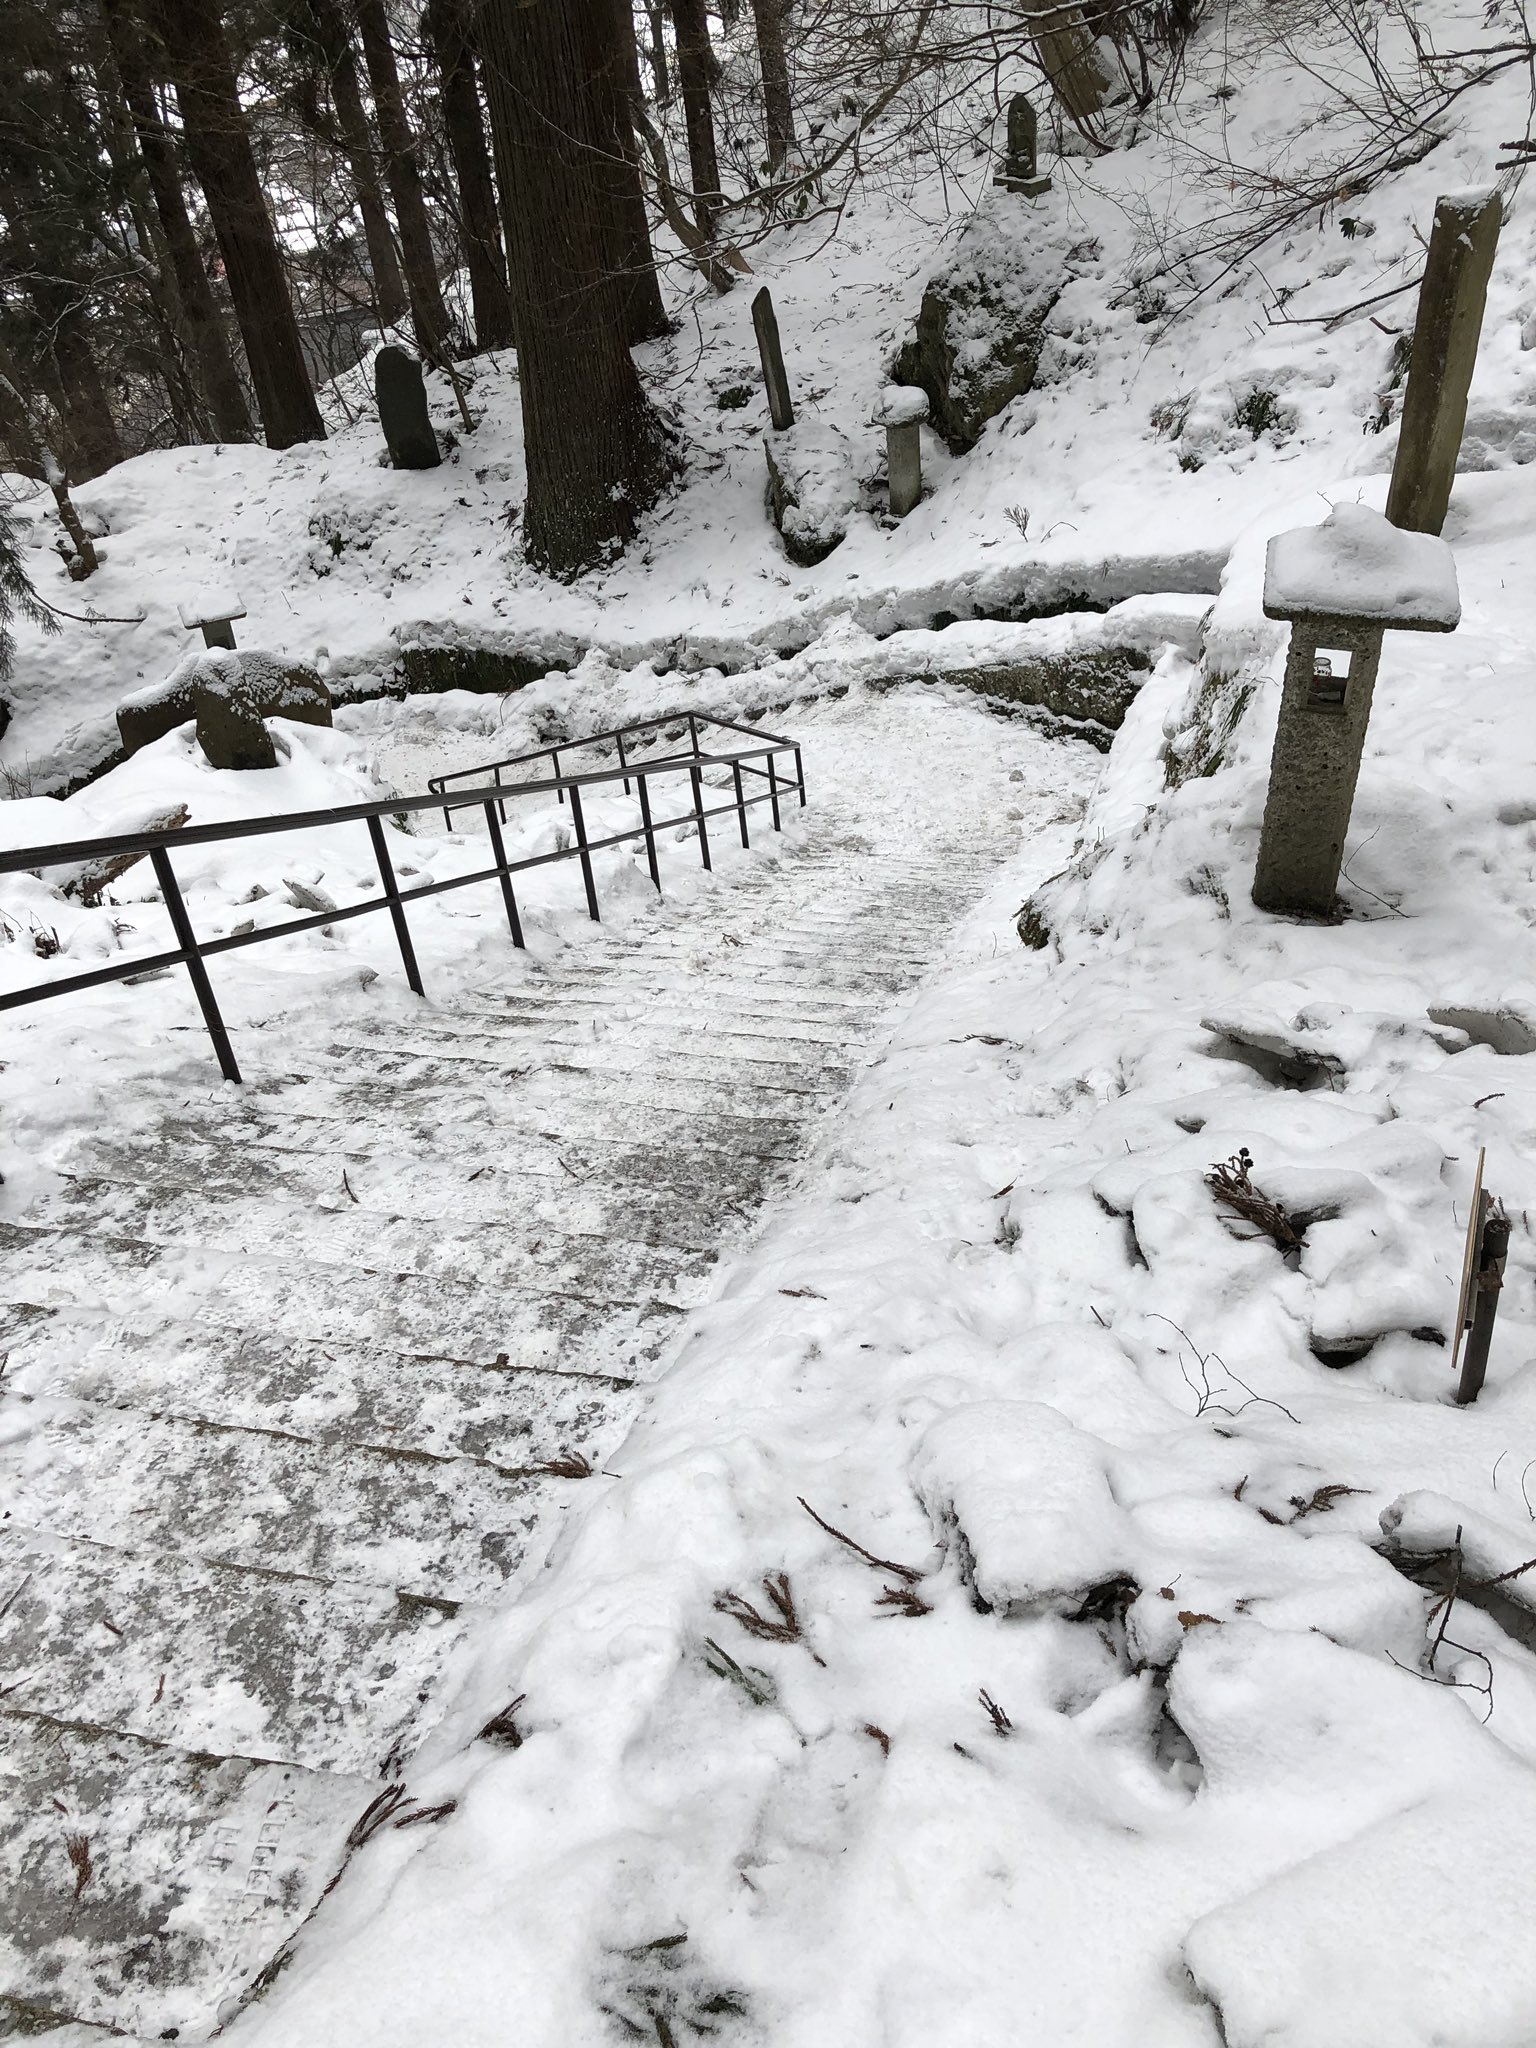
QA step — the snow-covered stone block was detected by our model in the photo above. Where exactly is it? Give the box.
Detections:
[763,422,857,567]
[1263,502,1460,631]
[1185,1777,1536,2048]
[911,1399,1138,1615]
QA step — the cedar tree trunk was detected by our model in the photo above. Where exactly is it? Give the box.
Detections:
[353,0,453,360]
[669,0,721,238]
[307,0,408,327]
[155,0,325,446]
[425,0,515,351]
[479,0,672,577]
[607,0,670,343]
[103,0,254,441]
[749,0,796,170]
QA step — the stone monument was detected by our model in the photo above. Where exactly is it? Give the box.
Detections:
[375,346,442,470]
[1252,501,1459,918]
[994,94,1051,197]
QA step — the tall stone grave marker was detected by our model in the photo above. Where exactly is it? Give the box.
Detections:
[375,346,442,470]
[1386,189,1502,537]
[1252,502,1459,917]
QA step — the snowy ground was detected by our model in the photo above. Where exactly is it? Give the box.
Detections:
[6,1,1536,2041]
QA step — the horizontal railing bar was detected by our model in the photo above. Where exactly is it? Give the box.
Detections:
[427,710,795,791]
[0,745,790,877]
[0,783,790,1014]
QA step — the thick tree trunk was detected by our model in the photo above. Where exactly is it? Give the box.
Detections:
[645,5,670,102]
[312,0,408,328]
[353,0,453,361]
[425,0,515,352]
[102,0,254,442]
[749,0,796,170]
[607,0,671,344]
[155,0,325,447]
[669,0,721,238]
[479,0,672,577]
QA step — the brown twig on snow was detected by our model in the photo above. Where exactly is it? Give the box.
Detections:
[874,1583,932,1618]
[978,1689,1012,1737]
[65,1831,93,1902]
[798,1497,924,1583]
[714,1571,824,1662]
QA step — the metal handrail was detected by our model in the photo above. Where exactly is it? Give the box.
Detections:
[0,711,807,1085]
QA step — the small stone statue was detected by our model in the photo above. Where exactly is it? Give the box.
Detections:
[993,94,1051,197]
[375,346,442,470]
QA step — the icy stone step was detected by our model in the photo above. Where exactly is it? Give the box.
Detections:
[235,1060,825,1133]
[0,1524,468,1770]
[312,1030,845,1100]
[0,1220,683,1372]
[0,1706,376,2041]
[466,988,864,1047]
[46,1148,733,1246]
[0,1306,631,1465]
[61,1125,780,1220]
[1,1397,562,1602]
[325,1017,854,1091]
[29,1178,713,1298]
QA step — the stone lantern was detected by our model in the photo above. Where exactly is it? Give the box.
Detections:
[1252,502,1459,917]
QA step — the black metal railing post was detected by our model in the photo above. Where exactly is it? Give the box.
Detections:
[551,746,565,805]
[689,758,712,872]
[367,815,426,994]
[483,801,525,948]
[616,729,630,795]
[794,746,806,807]
[732,762,750,848]
[637,770,662,894]
[150,846,241,1084]
[567,782,601,921]
[767,752,783,832]
[494,765,508,825]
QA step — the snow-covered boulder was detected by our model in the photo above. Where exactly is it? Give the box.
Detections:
[891,204,1081,451]
[763,421,857,567]
[117,649,331,758]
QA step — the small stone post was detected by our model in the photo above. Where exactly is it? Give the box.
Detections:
[1385,189,1502,537]
[873,385,929,519]
[177,586,246,651]
[1252,503,1459,918]
[375,346,442,470]
[993,94,1051,196]
[752,286,795,431]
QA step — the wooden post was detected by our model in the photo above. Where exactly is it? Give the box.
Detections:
[1386,189,1502,537]
[752,286,794,430]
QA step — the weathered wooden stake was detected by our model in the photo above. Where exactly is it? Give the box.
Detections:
[752,286,794,431]
[1456,1197,1509,1405]
[1386,189,1502,537]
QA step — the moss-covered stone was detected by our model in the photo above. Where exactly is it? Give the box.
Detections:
[118,651,331,759]
[394,645,567,697]
[892,208,1079,452]
[763,428,852,567]
[1017,896,1052,949]
[919,646,1149,733]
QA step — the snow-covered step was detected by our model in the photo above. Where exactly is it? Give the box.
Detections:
[0,1705,377,2041]
[0,1525,469,1769]
[61,1132,771,1229]
[0,1307,628,1465]
[1,1401,560,1602]
[27,1178,714,1296]
[319,1021,852,1094]
[0,1221,682,1369]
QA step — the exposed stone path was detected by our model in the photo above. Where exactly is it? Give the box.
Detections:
[0,693,1086,2040]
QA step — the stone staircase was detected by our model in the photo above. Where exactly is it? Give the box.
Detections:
[0,752,1025,2039]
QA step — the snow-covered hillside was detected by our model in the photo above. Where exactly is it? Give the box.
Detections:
[5,1,1536,2044]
